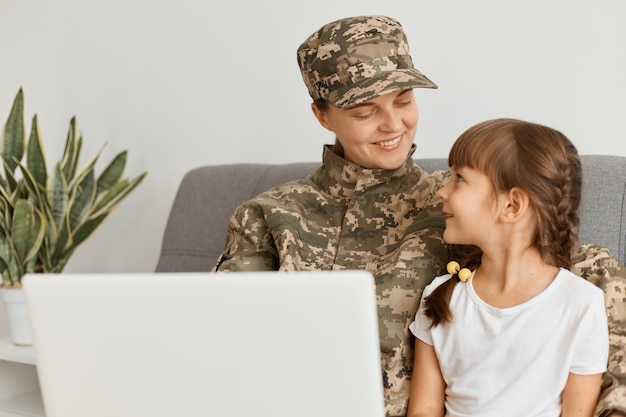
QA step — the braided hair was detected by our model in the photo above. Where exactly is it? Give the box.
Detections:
[424,118,582,327]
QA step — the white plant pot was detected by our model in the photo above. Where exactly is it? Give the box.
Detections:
[1,288,34,346]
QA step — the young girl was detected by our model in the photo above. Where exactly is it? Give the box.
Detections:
[408,118,609,417]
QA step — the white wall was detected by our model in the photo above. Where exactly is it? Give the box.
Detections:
[1,0,625,273]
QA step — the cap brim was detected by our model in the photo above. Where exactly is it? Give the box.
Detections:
[326,69,437,108]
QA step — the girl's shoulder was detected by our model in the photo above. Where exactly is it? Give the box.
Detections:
[423,273,455,297]
[555,268,605,302]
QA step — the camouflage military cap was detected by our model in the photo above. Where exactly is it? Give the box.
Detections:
[297,15,437,109]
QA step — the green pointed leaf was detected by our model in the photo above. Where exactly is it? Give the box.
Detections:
[0,258,10,286]
[39,231,54,274]
[0,179,13,209]
[1,88,26,176]
[66,211,108,254]
[12,199,46,266]
[0,198,10,226]
[91,172,146,217]
[50,212,72,267]
[26,114,47,189]
[92,178,128,213]
[61,117,81,182]
[0,241,20,286]
[67,146,102,190]
[65,171,146,257]
[40,190,57,260]
[25,256,39,274]
[47,163,69,228]
[1,89,147,283]
[15,161,48,213]
[1,148,19,193]
[96,151,126,194]
[69,168,95,229]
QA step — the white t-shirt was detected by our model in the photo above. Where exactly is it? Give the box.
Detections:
[409,268,608,417]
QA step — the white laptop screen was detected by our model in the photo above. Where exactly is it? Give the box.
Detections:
[23,270,385,417]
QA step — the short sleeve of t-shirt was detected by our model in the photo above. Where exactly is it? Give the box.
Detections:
[570,288,609,375]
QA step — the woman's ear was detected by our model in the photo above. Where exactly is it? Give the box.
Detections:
[311,103,333,131]
[500,187,530,223]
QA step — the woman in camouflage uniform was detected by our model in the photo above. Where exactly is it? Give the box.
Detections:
[213,15,625,417]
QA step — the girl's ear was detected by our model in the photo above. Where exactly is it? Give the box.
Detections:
[311,103,333,131]
[500,187,530,223]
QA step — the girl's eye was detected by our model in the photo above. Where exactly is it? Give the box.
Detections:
[455,173,464,182]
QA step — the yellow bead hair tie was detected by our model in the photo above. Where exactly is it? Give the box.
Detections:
[446,261,472,282]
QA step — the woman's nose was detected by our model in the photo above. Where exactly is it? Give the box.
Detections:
[379,109,403,132]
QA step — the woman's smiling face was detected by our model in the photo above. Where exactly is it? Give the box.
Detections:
[312,89,419,170]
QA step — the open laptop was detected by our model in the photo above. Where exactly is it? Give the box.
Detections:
[22,270,385,417]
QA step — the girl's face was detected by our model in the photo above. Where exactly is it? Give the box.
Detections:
[436,166,502,247]
[312,89,418,170]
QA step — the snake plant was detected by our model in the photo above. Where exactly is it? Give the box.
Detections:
[0,88,147,287]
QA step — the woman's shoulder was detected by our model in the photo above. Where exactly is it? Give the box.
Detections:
[231,176,322,214]
[258,177,316,196]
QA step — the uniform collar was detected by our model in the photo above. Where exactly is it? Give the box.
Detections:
[314,144,419,197]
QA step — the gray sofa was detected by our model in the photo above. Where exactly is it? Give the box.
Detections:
[156,155,626,272]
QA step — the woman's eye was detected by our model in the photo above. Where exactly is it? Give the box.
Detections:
[354,112,374,120]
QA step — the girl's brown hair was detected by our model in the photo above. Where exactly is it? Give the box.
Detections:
[424,118,582,327]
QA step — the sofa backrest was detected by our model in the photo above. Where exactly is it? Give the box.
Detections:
[156,155,626,272]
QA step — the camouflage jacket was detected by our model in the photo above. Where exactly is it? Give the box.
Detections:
[214,146,626,416]
[571,244,626,417]
[214,144,449,415]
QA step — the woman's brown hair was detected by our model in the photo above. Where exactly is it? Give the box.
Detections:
[313,98,346,155]
[424,118,582,327]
